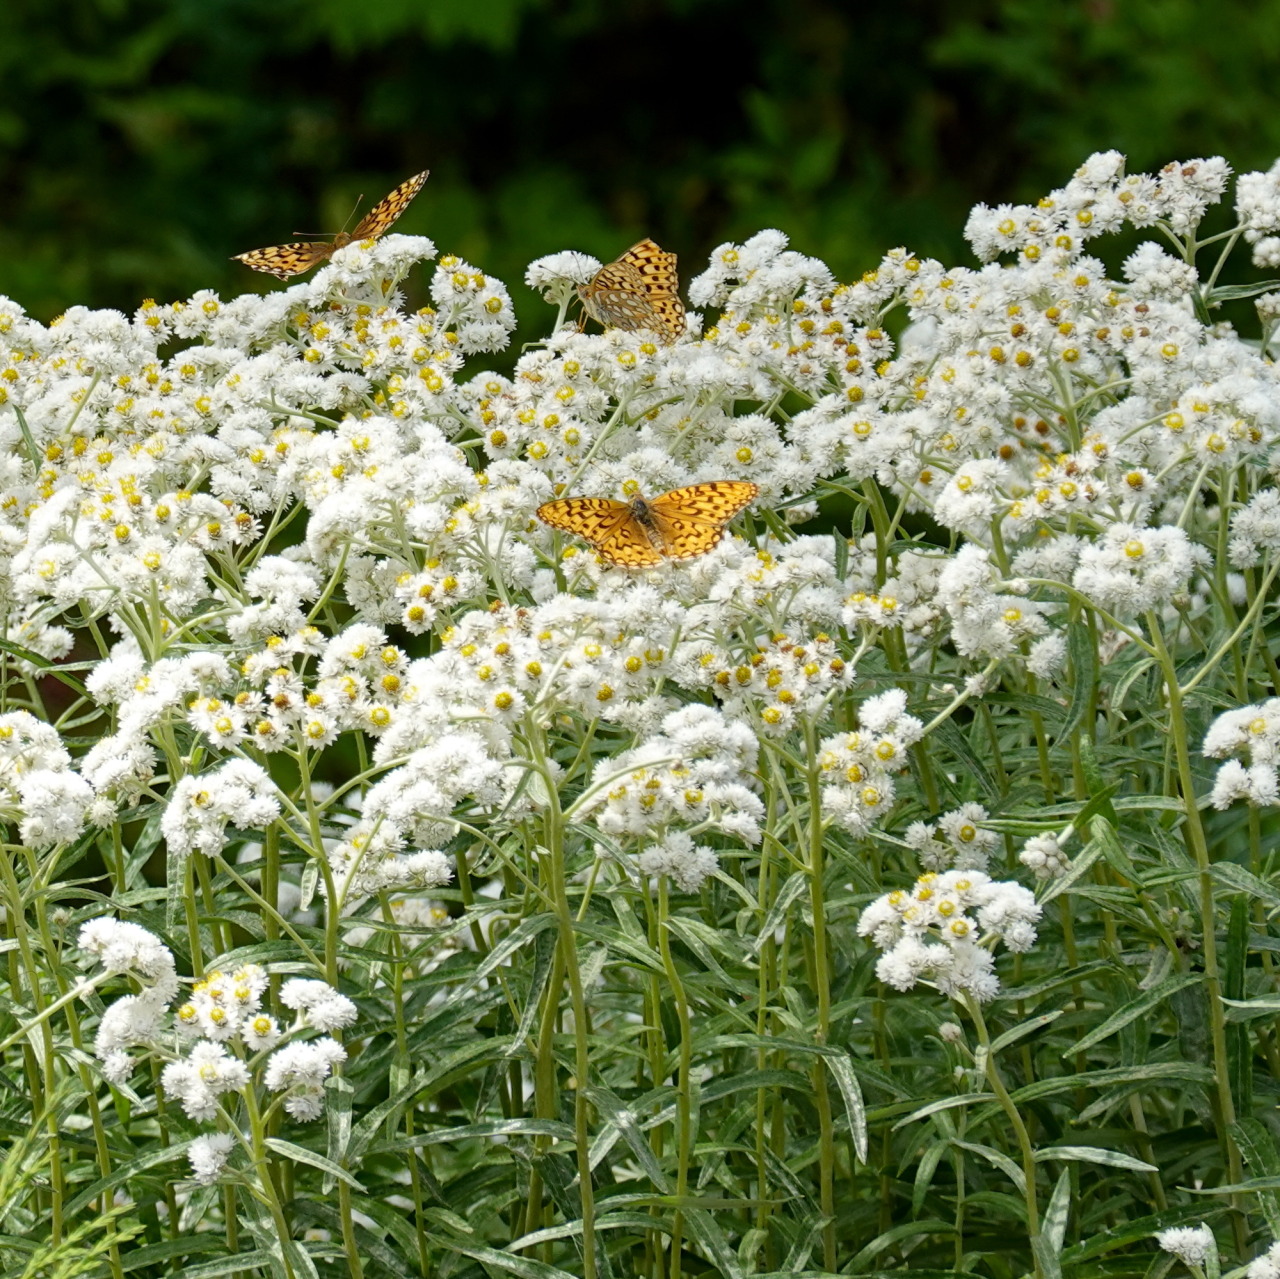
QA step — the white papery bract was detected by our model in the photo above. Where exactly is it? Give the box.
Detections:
[160,1042,251,1123]
[188,1133,236,1186]
[79,918,181,1079]
[162,759,281,858]
[263,1038,348,1121]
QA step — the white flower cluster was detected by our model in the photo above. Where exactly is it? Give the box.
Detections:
[580,704,763,848]
[1202,699,1280,808]
[79,917,355,1184]
[817,690,923,836]
[856,870,1042,1001]
[79,917,180,1082]
[0,711,94,848]
[904,803,1000,871]
[18,148,1280,1019]
[1249,1240,1280,1279]
[1156,1225,1216,1269]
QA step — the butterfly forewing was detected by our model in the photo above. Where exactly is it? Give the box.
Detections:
[619,239,686,341]
[648,481,760,558]
[233,242,336,280]
[234,169,429,280]
[352,169,430,240]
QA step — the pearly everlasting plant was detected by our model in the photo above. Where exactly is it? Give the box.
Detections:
[4,151,1280,1277]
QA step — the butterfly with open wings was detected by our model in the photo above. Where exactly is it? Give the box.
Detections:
[536,481,758,568]
[233,170,429,281]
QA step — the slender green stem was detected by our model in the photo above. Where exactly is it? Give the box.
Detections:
[657,878,692,1279]
[802,720,837,1269]
[528,727,597,1279]
[1145,611,1245,1250]
[964,994,1040,1271]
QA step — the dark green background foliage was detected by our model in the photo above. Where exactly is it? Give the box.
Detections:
[4,0,1280,321]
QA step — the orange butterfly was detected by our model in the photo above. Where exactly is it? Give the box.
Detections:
[536,481,758,568]
[233,170,429,281]
[578,239,686,344]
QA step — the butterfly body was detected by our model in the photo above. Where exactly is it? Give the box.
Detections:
[536,481,759,568]
[578,239,686,344]
[234,170,429,281]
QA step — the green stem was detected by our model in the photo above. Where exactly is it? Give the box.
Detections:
[965,994,1040,1270]
[657,878,692,1279]
[1145,611,1245,1247]
[802,721,837,1269]
[529,728,597,1279]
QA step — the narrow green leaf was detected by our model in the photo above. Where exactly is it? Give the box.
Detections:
[452,1245,580,1279]
[1068,973,1200,1054]
[752,871,809,954]
[951,1138,1026,1193]
[1058,620,1098,745]
[823,1051,868,1163]
[263,1137,364,1189]
[991,1010,1063,1055]
[1231,1119,1280,1236]
[1212,860,1280,910]
[1043,1166,1072,1255]
[1033,1145,1157,1172]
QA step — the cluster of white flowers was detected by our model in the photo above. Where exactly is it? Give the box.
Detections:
[817,690,924,836]
[856,871,1042,1001]
[15,147,1280,1024]
[79,917,355,1183]
[1202,699,1280,808]
[580,704,764,851]
[1249,1240,1280,1279]
[904,804,1000,872]
[1156,1225,1217,1269]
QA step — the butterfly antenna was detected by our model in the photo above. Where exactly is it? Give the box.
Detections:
[341,192,365,233]
[292,190,366,238]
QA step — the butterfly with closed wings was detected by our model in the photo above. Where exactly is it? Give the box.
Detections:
[233,170,429,281]
[577,239,686,345]
[536,481,759,568]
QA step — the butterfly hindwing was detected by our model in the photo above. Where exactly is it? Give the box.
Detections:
[594,520,667,567]
[619,239,686,341]
[579,263,662,331]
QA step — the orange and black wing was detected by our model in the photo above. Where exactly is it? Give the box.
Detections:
[618,239,686,342]
[536,496,664,568]
[647,481,760,560]
[233,241,335,280]
[578,262,664,335]
[352,170,430,241]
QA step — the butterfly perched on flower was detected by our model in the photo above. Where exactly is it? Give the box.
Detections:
[536,481,758,568]
[233,170,430,281]
[578,239,686,344]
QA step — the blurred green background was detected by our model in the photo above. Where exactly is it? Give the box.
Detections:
[3,0,1279,323]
